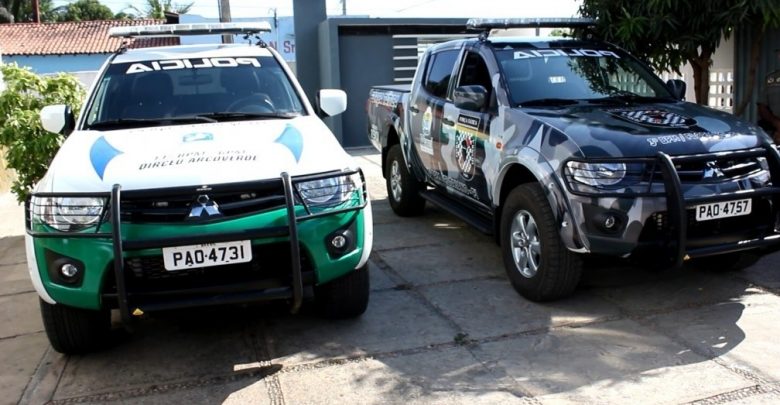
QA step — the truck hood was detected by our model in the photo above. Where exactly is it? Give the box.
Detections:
[39,117,354,192]
[522,101,770,158]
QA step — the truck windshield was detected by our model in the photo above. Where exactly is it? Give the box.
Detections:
[494,47,675,106]
[83,55,305,130]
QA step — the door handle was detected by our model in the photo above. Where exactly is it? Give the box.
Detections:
[442,118,455,126]
[409,106,420,113]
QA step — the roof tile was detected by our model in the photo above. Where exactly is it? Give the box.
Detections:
[0,20,179,56]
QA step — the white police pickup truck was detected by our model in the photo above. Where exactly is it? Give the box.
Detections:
[28,23,373,354]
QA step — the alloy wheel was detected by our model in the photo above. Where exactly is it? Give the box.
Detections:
[510,209,541,278]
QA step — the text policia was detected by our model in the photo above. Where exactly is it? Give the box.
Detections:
[125,57,262,74]
[513,49,620,59]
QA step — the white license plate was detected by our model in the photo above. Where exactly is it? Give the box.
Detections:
[694,199,752,222]
[162,240,252,271]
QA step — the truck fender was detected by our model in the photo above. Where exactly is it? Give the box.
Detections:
[378,116,403,178]
[377,112,400,149]
[492,152,589,253]
[380,112,427,183]
[25,234,57,304]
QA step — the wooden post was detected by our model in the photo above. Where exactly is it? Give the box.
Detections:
[218,0,233,44]
[32,0,40,23]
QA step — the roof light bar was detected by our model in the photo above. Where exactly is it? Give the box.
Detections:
[467,18,596,30]
[108,22,272,38]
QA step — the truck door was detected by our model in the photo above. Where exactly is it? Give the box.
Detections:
[409,49,460,175]
[437,49,496,205]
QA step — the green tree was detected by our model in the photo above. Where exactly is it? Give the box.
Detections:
[0,64,85,202]
[549,28,569,37]
[579,0,780,108]
[60,0,114,22]
[0,0,58,22]
[0,6,12,23]
[113,11,134,20]
[128,0,194,19]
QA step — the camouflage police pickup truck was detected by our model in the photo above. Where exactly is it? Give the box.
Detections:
[367,18,780,301]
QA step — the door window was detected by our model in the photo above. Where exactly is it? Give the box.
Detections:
[423,50,459,99]
[456,51,494,111]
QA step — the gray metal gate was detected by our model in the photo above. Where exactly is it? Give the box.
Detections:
[320,19,470,147]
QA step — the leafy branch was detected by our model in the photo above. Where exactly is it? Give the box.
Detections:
[0,64,85,202]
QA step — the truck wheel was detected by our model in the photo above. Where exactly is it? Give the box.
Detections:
[500,183,582,301]
[315,264,370,319]
[40,299,110,354]
[386,144,425,216]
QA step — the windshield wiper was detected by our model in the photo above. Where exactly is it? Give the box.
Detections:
[518,98,580,107]
[195,112,300,121]
[87,116,216,130]
[589,93,674,104]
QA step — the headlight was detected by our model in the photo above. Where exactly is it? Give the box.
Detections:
[297,177,343,204]
[31,197,105,232]
[296,173,360,208]
[566,161,626,187]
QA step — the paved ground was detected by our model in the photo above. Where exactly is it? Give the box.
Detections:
[2,149,780,404]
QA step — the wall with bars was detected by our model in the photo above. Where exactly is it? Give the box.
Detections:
[314,18,747,147]
[318,18,469,147]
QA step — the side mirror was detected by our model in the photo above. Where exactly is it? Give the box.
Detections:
[453,85,487,111]
[317,89,347,117]
[40,104,75,136]
[666,79,686,101]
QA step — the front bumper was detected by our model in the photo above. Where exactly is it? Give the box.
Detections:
[563,145,780,264]
[26,170,370,327]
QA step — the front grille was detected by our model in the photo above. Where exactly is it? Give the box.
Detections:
[120,179,286,223]
[638,198,773,248]
[108,242,312,294]
[643,157,763,183]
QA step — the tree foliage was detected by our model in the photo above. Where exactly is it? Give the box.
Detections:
[60,0,114,22]
[579,0,780,106]
[0,0,58,22]
[112,11,134,20]
[128,0,194,19]
[1,0,130,23]
[0,6,13,23]
[0,64,85,202]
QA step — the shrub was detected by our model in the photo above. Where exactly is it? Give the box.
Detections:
[0,63,85,202]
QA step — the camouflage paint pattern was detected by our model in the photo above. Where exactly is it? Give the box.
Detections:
[368,38,778,256]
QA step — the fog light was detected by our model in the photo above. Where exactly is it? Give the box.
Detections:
[60,263,79,278]
[604,215,617,229]
[331,235,347,249]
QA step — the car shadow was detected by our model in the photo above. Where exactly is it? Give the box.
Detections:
[26,195,774,403]
[223,197,764,401]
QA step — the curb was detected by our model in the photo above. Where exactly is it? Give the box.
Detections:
[19,346,67,405]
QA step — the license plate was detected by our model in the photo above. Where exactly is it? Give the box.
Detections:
[162,240,252,271]
[694,199,752,222]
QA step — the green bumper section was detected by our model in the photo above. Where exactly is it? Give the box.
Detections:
[31,207,366,310]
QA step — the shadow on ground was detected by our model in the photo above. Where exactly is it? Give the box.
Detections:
[17,194,780,404]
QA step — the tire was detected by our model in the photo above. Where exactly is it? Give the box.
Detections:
[500,183,583,301]
[315,264,370,319]
[40,299,111,354]
[690,251,759,272]
[385,144,426,216]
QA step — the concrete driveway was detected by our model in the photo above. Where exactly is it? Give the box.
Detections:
[2,149,780,404]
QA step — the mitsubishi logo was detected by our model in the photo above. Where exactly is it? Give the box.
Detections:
[188,195,222,219]
[703,161,725,180]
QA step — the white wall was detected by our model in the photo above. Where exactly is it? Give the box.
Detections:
[659,35,734,110]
